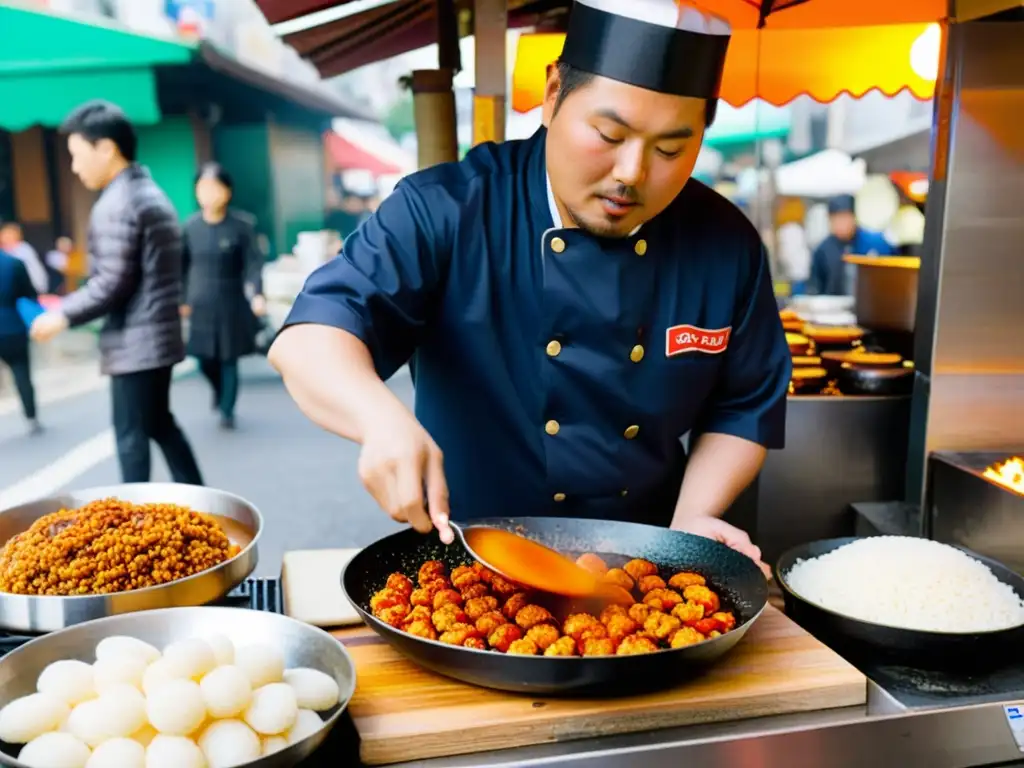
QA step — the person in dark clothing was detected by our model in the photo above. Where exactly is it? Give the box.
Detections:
[808,194,895,295]
[181,163,266,430]
[30,100,204,485]
[0,250,41,434]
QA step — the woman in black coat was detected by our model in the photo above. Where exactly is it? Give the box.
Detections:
[0,248,41,434]
[181,163,266,429]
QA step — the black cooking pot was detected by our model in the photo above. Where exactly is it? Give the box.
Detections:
[836,363,913,396]
[343,517,769,696]
[775,537,1024,671]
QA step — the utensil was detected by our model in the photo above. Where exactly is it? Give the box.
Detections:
[775,537,1024,670]
[836,363,913,396]
[342,517,769,696]
[0,483,261,633]
[448,521,632,602]
[843,255,920,332]
[0,606,357,768]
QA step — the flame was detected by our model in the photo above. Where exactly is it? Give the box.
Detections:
[983,457,1024,495]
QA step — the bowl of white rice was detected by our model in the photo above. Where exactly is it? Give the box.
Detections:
[775,536,1024,668]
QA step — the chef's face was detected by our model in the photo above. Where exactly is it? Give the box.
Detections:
[542,68,706,238]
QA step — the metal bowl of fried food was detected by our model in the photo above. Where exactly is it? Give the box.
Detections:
[0,606,356,768]
[0,484,261,633]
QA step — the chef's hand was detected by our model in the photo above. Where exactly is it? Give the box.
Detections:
[358,411,455,545]
[674,516,771,578]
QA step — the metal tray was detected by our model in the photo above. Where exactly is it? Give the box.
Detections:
[0,483,261,633]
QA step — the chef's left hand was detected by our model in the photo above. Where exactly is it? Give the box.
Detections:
[30,311,69,343]
[673,516,770,579]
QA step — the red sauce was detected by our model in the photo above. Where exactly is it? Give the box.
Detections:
[462,527,632,603]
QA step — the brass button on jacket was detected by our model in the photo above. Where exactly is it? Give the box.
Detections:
[546,340,562,357]
[545,420,561,436]
[630,344,645,363]
[551,237,566,253]
[634,239,648,256]
[624,425,640,439]
[553,492,567,502]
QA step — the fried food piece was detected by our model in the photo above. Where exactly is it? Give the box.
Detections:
[464,596,499,621]
[695,614,736,635]
[503,592,532,620]
[628,603,652,625]
[605,615,638,643]
[637,575,667,594]
[617,634,659,655]
[461,583,490,601]
[489,574,520,599]
[526,624,561,651]
[508,638,540,656]
[516,605,555,631]
[405,619,438,641]
[544,636,578,657]
[669,626,706,648]
[576,624,609,654]
[710,612,737,632]
[439,623,481,646]
[451,565,481,591]
[418,560,446,587]
[668,571,706,590]
[581,637,616,657]
[475,610,507,636]
[644,611,682,642]
[378,604,411,628]
[464,637,487,651]
[623,558,658,582]
[563,613,602,640]
[683,585,720,614]
[410,586,438,608]
[385,573,414,597]
[671,601,705,625]
[601,568,634,591]
[643,588,684,612]
[472,562,495,583]
[431,604,468,632]
[403,605,432,626]
[488,623,524,653]
[370,588,407,614]
[599,604,628,624]
[575,553,609,576]
[708,630,723,638]
[422,576,449,593]
[433,588,464,611]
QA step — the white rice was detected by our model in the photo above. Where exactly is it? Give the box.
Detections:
[785,536,1024,633]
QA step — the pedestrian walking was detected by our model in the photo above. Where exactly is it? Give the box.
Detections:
[30,100,204,485]
[0,248,41,434]
[181,163,266,430]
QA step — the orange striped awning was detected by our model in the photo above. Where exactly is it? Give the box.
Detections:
[512,22,941,111]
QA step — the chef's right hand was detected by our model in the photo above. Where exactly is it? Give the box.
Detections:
[357,411,454,545]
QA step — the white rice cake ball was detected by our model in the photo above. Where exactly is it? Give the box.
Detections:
[85,737,145,768]
[162,638,217,681]
[37,660,96,706]
[132,724,158,748]
[145,735,206,768]
[95,637,161,666]
[199,665,251,719]
[142,659,185,698]
[205,635,234,667]
[146,679,206,736]
[93,655,147,694]
[233,643,284,689]
[243,683,298,735]
[286,709,323,745]
[0,692,70,743]
[283,668,340,711]
[262,735,288,755]
[67,687,147,747]
[18,731,91,768]
[198,719,261,768]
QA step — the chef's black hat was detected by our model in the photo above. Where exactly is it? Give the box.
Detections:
[560,0,732,102]
[828,195,857,215]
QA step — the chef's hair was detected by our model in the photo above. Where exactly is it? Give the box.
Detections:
[552,61,718,127]
[60,100,138,163]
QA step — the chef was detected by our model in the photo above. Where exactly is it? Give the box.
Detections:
[269,0,791,569]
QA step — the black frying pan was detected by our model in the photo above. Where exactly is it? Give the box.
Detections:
[342,517,768,696]
[775,537,1024,671]
[836,363,913,396]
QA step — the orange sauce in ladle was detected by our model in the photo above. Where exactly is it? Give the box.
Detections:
[457,525,633,604]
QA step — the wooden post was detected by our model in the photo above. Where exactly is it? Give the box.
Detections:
[473,0,507,146]
[411,69,459,169]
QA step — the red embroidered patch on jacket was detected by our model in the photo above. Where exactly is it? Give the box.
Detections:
[665,325,732,357]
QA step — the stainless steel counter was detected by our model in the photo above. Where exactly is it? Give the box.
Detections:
[388,687,1024,768]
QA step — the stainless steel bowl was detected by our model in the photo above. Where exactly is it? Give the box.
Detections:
[0,606,357,768]
[0,483,262,632]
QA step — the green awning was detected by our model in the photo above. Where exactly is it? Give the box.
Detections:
[705,101,791,148]
[0,4,195,132]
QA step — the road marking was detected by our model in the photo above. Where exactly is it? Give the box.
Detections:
[0,429,115,511]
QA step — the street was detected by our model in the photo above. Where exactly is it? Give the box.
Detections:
[0,352,411,578]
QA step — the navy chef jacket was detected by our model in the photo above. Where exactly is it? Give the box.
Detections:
[282,128,792,526]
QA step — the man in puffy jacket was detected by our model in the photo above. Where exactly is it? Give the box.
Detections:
[0,248,41,434]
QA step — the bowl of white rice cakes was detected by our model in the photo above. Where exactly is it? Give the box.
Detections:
[775,536,1024,669]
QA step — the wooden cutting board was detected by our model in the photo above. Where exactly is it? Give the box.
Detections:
[333,605,867,765]
[281,549,363,627]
